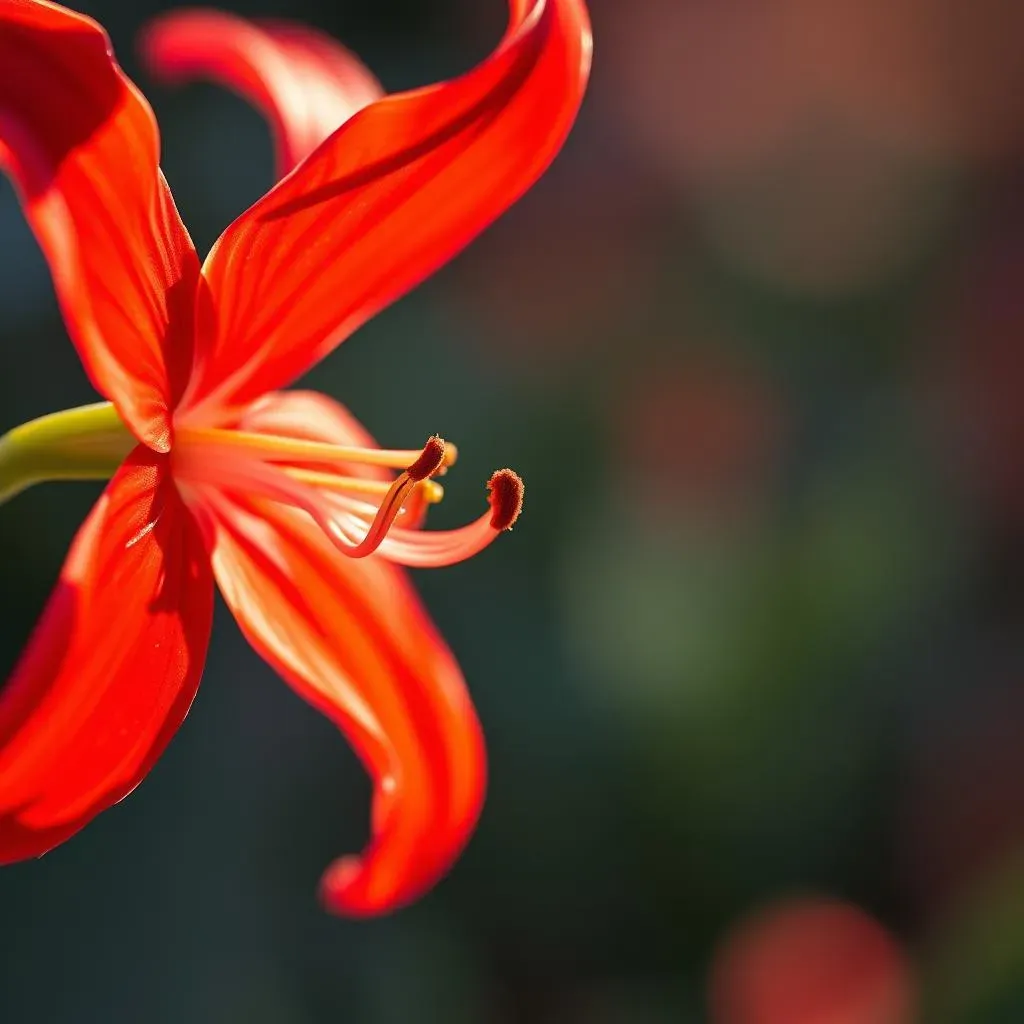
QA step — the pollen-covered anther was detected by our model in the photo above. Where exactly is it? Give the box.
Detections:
[337,464,526,567]
[487,469,524,531]
[406,435,447,481]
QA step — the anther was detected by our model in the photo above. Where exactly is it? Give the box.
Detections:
[420,480,445,504]
[487,469,524,531]
[406,436,447,481]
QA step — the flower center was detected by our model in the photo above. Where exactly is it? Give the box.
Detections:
[0,401,524,568]
[172,425,457,558]
[172,420,523,566]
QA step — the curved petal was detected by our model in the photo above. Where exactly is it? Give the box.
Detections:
[0,448,214,861]
[183,0,593,421]
[0,0,200,451]
[194,487,486,916]
[140,10,383,177]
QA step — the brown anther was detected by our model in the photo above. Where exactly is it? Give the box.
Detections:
[487,469,524,531]
[406,436,447,481]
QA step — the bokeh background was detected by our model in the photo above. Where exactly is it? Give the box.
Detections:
[4,0,1024,1020]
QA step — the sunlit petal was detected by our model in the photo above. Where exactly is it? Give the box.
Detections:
[196,489,485,915]
[0,448,213,860]
[0,0,199,450]
[184,0,592,420]
[141,10,382,176]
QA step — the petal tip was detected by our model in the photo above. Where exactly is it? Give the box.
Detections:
[318,854,404,918]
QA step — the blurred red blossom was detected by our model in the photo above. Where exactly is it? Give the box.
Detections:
[613,349,787,527]
[710,897,916,1024]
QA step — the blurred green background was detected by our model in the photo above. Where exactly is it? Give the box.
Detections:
[4,0,1024,1021]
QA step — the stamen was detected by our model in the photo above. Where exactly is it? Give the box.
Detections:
[308,436,446,558]
[488,469,524,531]
[364,468,526,568]
[174,418,519,565]
[283,467,444,505]
[176,426,458,472]
[182,436,447,559]
[406,435,447,480]
[343,474,421,557]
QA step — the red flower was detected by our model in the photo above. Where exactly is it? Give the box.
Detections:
[709,898,916,1024]
[0,0,590,915]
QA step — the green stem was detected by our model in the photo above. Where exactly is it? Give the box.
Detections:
[0,402,135,505]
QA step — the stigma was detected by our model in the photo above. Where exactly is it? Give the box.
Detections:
[173,420,523,567]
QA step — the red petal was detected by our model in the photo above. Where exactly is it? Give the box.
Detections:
[0,0,199,451]
[140,10,383,177]
[184,0,592,419]
[196,488,486,915]
[0,448,213,861]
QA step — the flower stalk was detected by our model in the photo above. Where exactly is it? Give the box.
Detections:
[0,402,134,505]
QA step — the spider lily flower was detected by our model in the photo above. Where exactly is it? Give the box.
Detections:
[0,0,590,915]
